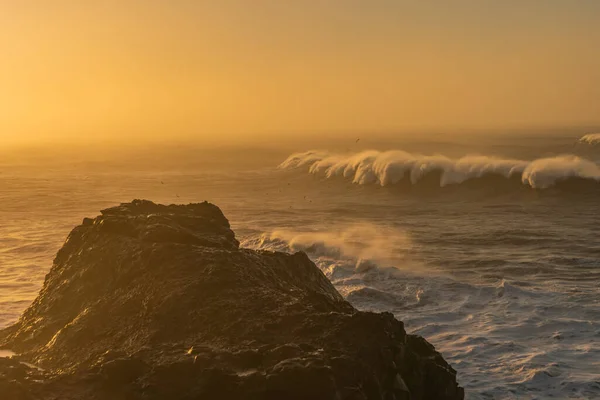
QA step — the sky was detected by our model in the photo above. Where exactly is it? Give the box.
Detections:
[1,1,599,145]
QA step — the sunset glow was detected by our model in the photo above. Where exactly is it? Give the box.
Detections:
[1,1,599,144]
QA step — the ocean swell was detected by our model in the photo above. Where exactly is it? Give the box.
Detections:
[279,150,600,190]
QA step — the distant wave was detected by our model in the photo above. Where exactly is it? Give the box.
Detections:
[578,133,600,145]
[279,150,600,190]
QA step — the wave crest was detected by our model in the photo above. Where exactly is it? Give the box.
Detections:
[279,150,600,189]
[578,133,600,145]
[242,223,414,274]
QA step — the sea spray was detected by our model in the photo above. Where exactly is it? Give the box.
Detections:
[280,150,600,189]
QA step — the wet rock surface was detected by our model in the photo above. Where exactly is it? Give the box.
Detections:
[0,200,463,399]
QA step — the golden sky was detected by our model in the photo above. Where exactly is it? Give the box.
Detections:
[1,1,599,144]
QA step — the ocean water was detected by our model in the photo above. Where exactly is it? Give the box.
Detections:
[1,134,599,399]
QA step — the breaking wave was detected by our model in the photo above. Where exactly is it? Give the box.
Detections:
[241,223,418,275]
[578,133,600,145]
[241,224,431,308]
[279,150,600,190]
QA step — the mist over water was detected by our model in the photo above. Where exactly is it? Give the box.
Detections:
[1,133,600,399]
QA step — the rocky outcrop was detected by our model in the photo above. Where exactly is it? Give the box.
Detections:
[0,200,463,400]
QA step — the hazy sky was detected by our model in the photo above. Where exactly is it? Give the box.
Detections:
[1,1,599,144]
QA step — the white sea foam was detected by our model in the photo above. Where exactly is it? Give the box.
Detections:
[280,150,600,189]
[2,140,600,399]
[244,226,600,400]
[578,133,600,145]
[251,223,413,269]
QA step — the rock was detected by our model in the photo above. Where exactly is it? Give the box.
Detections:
[0,200,463,399]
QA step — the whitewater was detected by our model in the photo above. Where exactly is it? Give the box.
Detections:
[279,150,600,189]
[1,134,599,399]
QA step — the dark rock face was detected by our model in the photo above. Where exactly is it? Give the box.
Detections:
[0,200,464,400]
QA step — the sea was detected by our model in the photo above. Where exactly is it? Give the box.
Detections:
[1,132,599,399]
